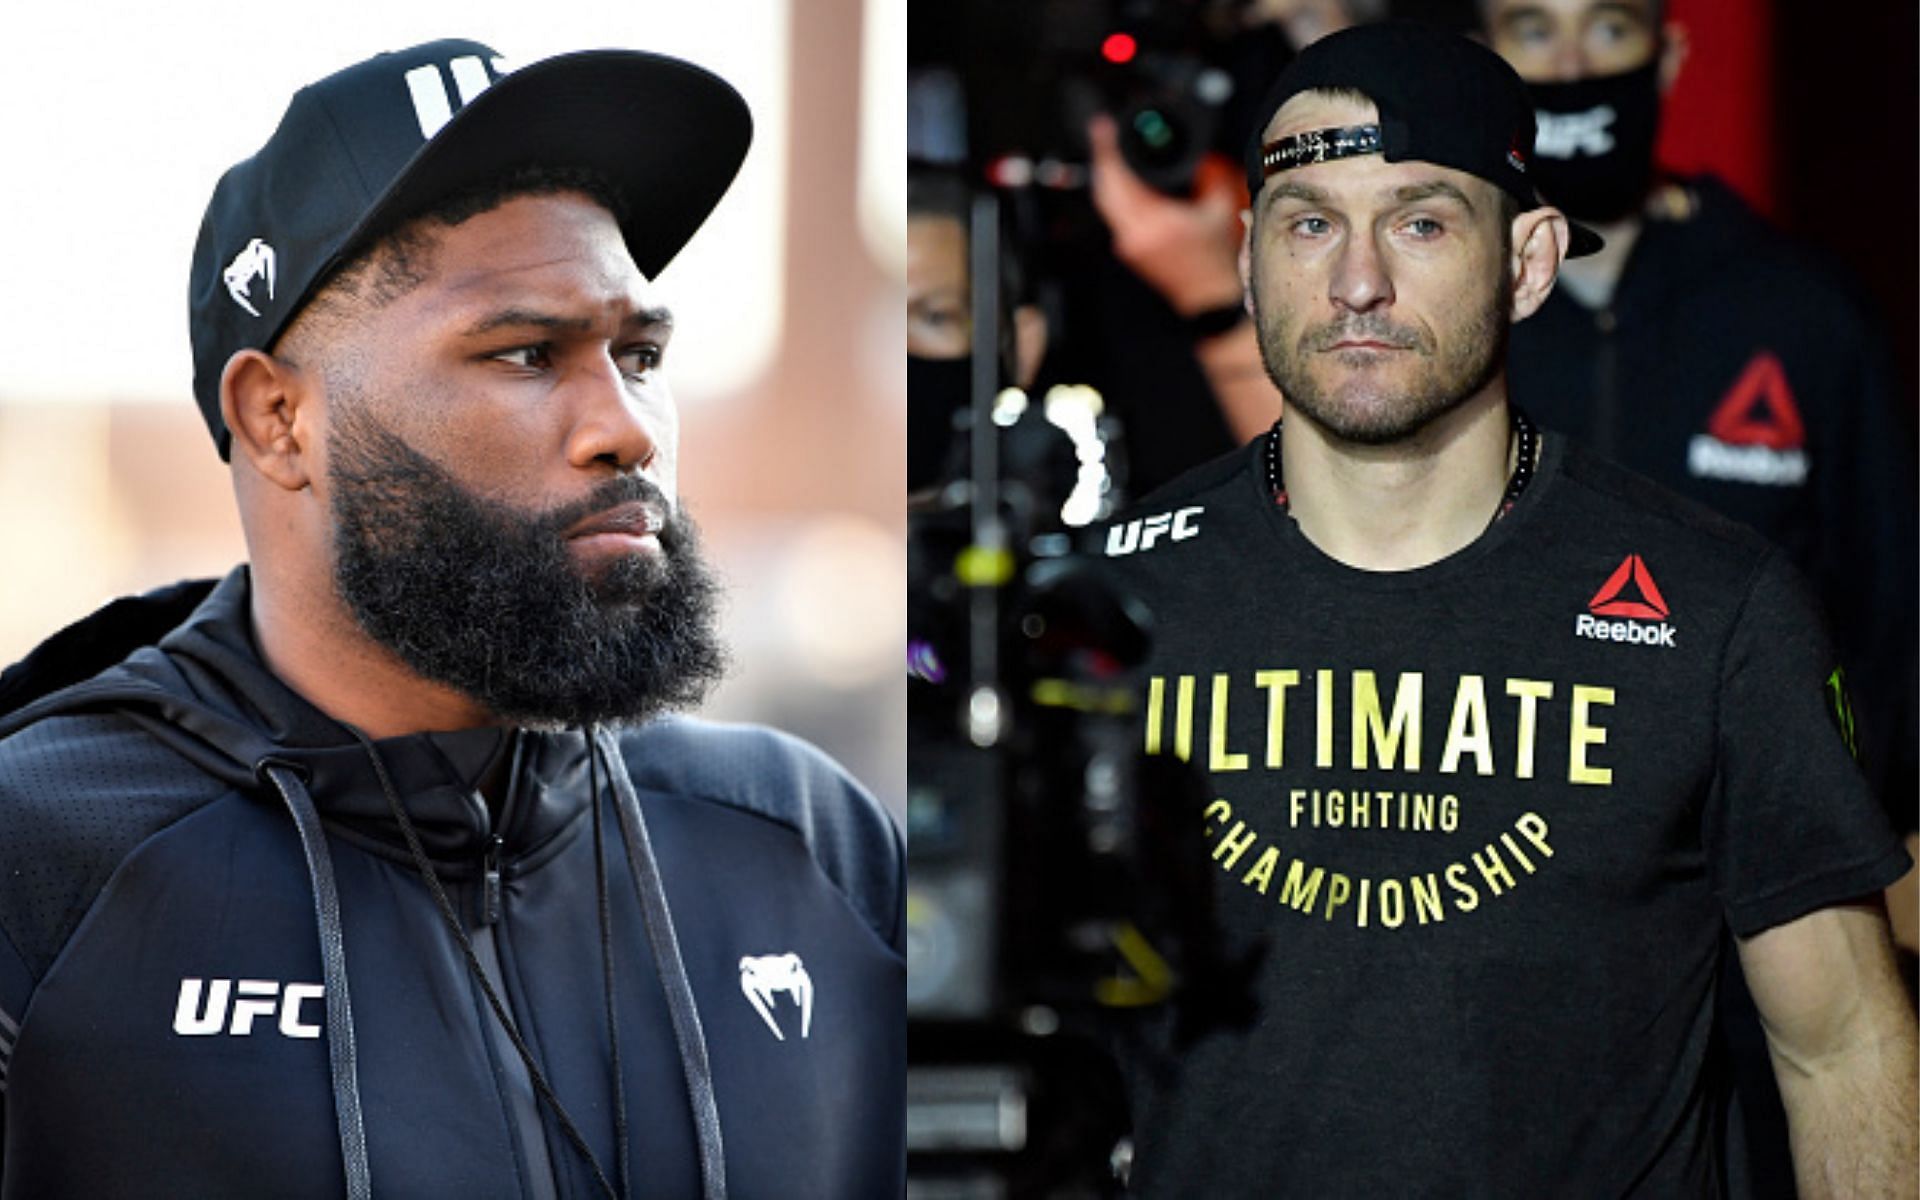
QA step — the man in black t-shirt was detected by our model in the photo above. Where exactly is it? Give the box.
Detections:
[1099,22,1915,1196]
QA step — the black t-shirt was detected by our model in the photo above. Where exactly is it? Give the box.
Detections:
[1097,431,1908,1197]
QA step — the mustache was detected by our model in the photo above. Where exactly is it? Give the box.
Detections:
[327,402,686,550]
[535,474,677,539]
[1301,316,1431,354]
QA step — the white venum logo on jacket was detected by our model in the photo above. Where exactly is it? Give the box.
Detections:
[739,953,813,1040]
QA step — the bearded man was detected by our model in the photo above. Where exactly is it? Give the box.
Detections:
[0,39,902,1199]
[1097,23,1913,1196]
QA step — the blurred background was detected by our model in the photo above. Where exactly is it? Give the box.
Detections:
[0,0,906,817]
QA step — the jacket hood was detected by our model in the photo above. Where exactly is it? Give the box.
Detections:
[0,567,590,867]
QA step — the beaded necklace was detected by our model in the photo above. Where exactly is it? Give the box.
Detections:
[1262,407,1539,528]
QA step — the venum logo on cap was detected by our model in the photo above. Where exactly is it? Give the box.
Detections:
[222,238,277,318]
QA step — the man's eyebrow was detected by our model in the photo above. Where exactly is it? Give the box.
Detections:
[1263,180,1330,208]
[1590,0,1653,25]
[1390,181,1477,213]
[1501,1,1650,35]
[1495,4,1547,31]
[1263,179,1475,213]
[461,305,674,338]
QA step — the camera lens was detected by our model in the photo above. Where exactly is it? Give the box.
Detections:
[1117,98,1202,195]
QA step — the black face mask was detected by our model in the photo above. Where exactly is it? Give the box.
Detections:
[1527,60,1663,223]
[908,354,974,492]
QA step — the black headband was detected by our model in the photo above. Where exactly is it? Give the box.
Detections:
[1259,124,1384,177]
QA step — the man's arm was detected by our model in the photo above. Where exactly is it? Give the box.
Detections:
[1737,901,1918,1199]
[1086,115,1282,444]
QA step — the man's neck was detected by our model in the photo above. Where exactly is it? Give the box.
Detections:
[1280,388,1514,572]
[1554,212,1644,311]
[248,564,497,740]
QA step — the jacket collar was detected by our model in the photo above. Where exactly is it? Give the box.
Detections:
[112,567,598,867]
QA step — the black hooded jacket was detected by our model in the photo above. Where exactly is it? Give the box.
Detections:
[0,569,905,1198]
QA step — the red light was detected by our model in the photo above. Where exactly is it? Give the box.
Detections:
[1101,32,1137,64]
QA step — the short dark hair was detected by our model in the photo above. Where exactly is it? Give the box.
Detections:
[907,165,972,226]
[291,164,628,330]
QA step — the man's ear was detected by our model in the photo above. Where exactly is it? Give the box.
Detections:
[1238,209,1255,315]
[221,349,317,491]
[1508,207,1570,323]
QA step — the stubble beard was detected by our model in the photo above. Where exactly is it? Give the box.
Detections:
[1252,269,1512,446]
[326,399,728,729]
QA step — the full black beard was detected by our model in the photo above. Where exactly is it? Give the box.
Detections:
[328,405,727,728]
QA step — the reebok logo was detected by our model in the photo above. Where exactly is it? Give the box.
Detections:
[739,953,813,1041]
[173,977,323,1039]
[1575,555,1676,648]
[223,238,276,317]
[1688,352,1808,487]
[1105,506,1202,556]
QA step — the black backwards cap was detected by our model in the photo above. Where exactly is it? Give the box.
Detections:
[1242,22,1601,259]
[189,38,752,459]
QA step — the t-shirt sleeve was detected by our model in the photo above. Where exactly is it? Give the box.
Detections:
[1705,550,1912,937]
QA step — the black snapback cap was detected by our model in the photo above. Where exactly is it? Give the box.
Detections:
[1242,22,1602,259]
[189,38,752,459]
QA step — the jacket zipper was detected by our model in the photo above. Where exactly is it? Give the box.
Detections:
[1591,307,1618,459]
[479,728,524,929]
[483,834,505,925]
[469,732,561,1200]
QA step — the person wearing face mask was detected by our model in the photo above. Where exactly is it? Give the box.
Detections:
[1488,0,1917,874]
[906,166,1049,498]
